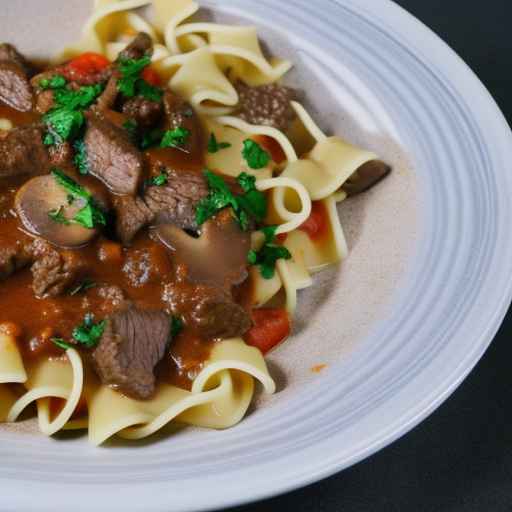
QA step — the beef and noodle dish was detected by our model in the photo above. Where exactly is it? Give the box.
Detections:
[0,0,390,444]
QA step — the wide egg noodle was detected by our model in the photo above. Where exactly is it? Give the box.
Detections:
[86,339,275,445]
[0,333,27,384]
[6,349,84,436]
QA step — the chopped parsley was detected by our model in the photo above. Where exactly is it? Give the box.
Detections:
[69,279,97,296]
[39,74,67,90]
[247,225,291,279]
[51,313,106,350]
[43,132,56,146]
[73,139,89,175]
[160,127,190,149]
[117,56,163,101]
[242,139,271,169]
[49,168,106,229]
[171,316,183,339]
[207,133,231,153]
[42,83,103,144]
[149,171,168,187]
[195,170,267,231]
[48,206,70,225]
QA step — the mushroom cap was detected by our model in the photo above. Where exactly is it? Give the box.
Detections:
[15,175,99,248]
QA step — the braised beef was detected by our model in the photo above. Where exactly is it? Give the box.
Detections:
[0,125,49,178]
[118,32,153,62]
[0,237,33,280]
[30,239,87,298]
[84,113,143,195]
[343,160,392,196]
[163,90,202,155]
[0,43,33,76]
[92,306,171,399]
[35,89,54,114]
[0,61,33,112]
[113,195,154,245]
[94,73,119,112]
[48,141,73,167]
[122,96,162,128]
[235,81,296,131]
[144,169,208,231]
[163,278,251,339]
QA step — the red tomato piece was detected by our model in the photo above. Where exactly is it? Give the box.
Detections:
[252,135,287,165]
[141,66,162,86]
[244,308,291,355]
[62,52,110,83]
[299,201,329,240]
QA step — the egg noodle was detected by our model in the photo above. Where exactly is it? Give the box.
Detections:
[0,0,381,445]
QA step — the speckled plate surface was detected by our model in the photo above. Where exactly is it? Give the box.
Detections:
[1,1,512,511]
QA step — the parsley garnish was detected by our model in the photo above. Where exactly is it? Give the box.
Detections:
[248,225,291,279]
[149,171,168,187]
[50,168,106,229]
[72,313,106,348]
[69,279,96,296]
[117,56,163,101]
[242,139,271,169]
[39,74,67,90]
[73,139,88,175]
[207,133,231,153]
[171,316,183,339]
[160,127,190,148]
[42,83,103,143]
[195,170,267,231]
[48,206,70,225]
[43,132,56,146]
[51,313,106,350]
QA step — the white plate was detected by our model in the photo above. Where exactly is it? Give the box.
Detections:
[1,0,512,511]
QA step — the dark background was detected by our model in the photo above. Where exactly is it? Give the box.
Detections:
[231,1,512,511]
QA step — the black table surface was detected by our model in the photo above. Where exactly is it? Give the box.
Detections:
[231,1,512,511]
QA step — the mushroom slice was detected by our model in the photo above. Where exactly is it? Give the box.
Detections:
[343,160,392,196]
[155,210,251,288]
[15,175,99,248]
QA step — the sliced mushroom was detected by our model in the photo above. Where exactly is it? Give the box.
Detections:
[155,209,250,288]
[343,160,392,196]
[15,175,99,248]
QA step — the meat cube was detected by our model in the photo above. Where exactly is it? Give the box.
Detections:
[117,32,153,62]
[122,96,162,128]
[84,114,143,195]
[92,306,171,399]
[144,169,208,231]
[30,240,87,298]
[235,81,296,131]
[113,195,154,246]
[0,61,33,112]
[0,237,33,280]
[0,125,49,178]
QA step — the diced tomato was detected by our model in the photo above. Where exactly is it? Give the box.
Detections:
[141,66,162,86]
[244,308,291,355]
[61,52,110,83]
[252,135,287,165]
[299,201,329,240]
[276,233,288,243]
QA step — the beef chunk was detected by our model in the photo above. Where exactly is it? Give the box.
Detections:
[113,195,154,246]
[118,32,153,62]
[92,306,171,399]
[35,89,54,114]
[84,114,143,195]
[0,237,33,280]
[122,96,163,128]
[0,125,49,178]
[144,169,208,231]
[48,141,72,167]
[0,61,33,112]
[235,81,296,131]
[30,240,87,298]
[0,43,33,76]
[163,279,251,339]
[163,90,202,156]
[94,73,119,112]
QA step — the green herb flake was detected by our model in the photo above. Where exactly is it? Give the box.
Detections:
[48,206,70,225]
[43,132,55,146]
[136,79,163,102]
[71,313,106,349]
[247,225,291,279]
[69,279,96,296]
[160,127,191,149]
[51,337,74,350]
[73,139,89,175]
[43,108,84,142]
[39,74,67,90]
[207,133,232,154]
[117,56,163,101]
[171,316,183,339]
[242,139,271,169]
[150,172,168,187]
